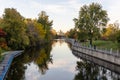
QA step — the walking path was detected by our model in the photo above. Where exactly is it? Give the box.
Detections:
[66,38,120,66]
[0,51,23,80]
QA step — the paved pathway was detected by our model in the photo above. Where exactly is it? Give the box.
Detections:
[0,51,23,80]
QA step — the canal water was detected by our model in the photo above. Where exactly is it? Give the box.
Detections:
[6,39,120,80]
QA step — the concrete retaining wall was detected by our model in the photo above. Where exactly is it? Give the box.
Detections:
[72,45,120,66]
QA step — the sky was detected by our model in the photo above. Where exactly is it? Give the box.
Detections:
[0,0,120,32]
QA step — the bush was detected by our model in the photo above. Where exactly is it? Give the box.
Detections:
[117,30,120,44]
[0,47,2,57]
[117,33,120,43]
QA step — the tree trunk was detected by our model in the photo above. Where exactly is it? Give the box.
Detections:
[89,29,93,47]
[90,38,92,47]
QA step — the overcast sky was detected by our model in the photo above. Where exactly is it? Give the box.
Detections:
[0,0,120,32]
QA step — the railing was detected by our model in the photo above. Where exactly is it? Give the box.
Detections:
[0,51,23,80]
[66,38,120,58]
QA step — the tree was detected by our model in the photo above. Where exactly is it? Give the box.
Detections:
[3,8,29,49]
[50,29,57,39]
[74,3,109,45]
[117,30,120,43]
[74,61,108,80]
[25,19,46,46]
[37,11,53,41]
[0,18,4,28]
[66,29,77,39]
[103,23,119,41]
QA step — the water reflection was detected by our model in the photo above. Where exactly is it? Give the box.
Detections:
[6,39,120,80]
[71,48,120,80]
[6,42,53,80]
[39,39,79,80]
[5,55,27,80]
[74,61,102,80]
[74,60,120,80]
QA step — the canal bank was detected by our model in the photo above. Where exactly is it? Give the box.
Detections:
[73,50,120,74]
[66,39,120,66]
[0,51,23,80]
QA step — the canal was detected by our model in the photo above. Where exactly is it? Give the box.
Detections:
[6,39,120,80]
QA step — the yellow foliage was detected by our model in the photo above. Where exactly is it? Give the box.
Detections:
[35,49,47,65]
[34,22,46,39]
[103,24,119,40]
[50,29,57,36]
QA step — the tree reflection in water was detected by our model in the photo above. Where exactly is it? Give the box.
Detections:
[34,46,53,74]
[74,60,120,80]
[74,60,99,80]
[6,42,53,80]
[5,55,27,80]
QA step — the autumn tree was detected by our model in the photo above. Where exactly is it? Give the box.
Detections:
[66,29,77,39]
[102,23,119,41]
[37,11,53,41]
[25,19,46,46]
[0,18,4,28]
[74,3,109,45]
[2,8,29,49]
[50,29,57,39]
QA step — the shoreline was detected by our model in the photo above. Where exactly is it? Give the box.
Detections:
[0,51,23,80]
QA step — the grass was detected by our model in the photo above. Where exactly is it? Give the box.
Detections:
[0,56,4,62]
[0,48,6,62]
[82,40,119,51]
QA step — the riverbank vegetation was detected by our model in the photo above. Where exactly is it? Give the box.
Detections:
[6,42,53,79]
[0,8,57,52]
[82,40,118,50]
[66,2,120,50]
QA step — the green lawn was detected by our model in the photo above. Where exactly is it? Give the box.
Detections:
[82,40,119,50]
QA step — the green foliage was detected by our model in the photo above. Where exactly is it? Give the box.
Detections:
[0,47,1,57]
[38,11,53,41]
[93,40,117,49]
[0,37,5,42]
[74,3,109,44]
[26,19,46,46]
[35,49,47,65]
[2,8,29,49]
[50,29,57,39]
[74,60,109,80]
[0,18,4,28]
[77,31,88,41]
[0,8,54,50]
[117,30,120,43]
[38,11,53,30]
[101,28,107,35]
[102,23,119,41]
[83,40,118,50]
[67,29,77,39]
[0,47,4,61]
[33,21,46,39]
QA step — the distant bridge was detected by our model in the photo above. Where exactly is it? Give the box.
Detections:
[57,30,65,38]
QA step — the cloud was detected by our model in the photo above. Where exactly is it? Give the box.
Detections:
[105,1,120,23]
[0,0,82,32]
[39,0,82,32]
[44,4,67,14]
[1,0,120,32]
[25,62,41,80]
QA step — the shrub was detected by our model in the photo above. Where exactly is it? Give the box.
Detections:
[0,47,2,57]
